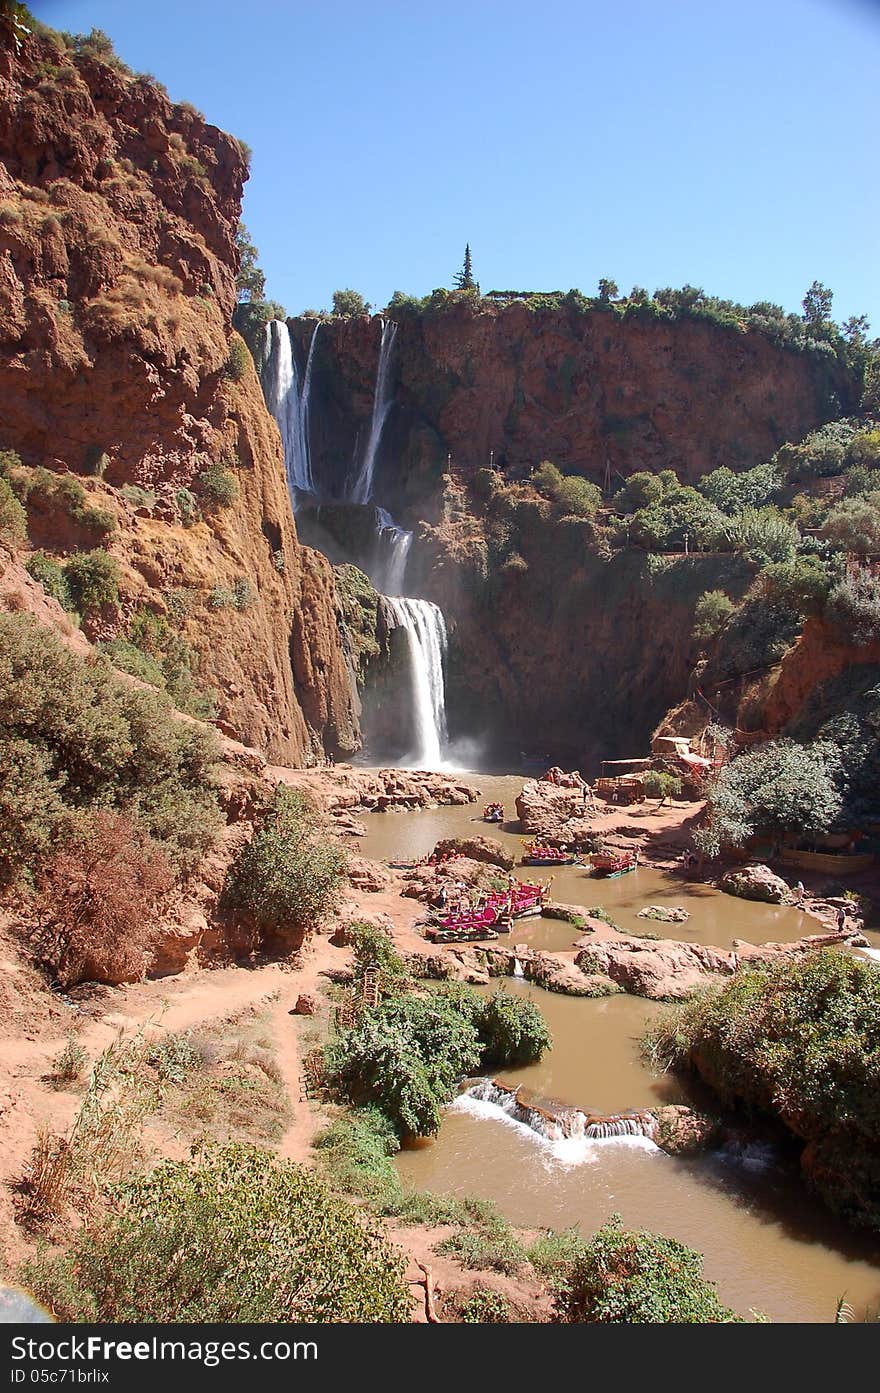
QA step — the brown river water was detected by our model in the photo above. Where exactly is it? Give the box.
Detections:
[359,773,880,1321]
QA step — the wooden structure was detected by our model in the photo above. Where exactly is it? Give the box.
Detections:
[594,775,646,805]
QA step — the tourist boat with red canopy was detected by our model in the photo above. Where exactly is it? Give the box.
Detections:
[520,840,577,867]
[590,849,639,878]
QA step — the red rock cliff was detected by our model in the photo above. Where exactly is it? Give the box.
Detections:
[293,300,855,511]
[0,26,358,762]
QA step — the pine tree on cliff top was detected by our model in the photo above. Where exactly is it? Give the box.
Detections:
[453,244,478,292]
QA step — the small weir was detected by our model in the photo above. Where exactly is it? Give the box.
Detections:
[463,1078,658,1144]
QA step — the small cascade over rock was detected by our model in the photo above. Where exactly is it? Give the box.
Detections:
[384,597,448,768]
[350,319,398,505]
[462,1079,658,1147]
[261,319,319,504]
[374,507,413,595]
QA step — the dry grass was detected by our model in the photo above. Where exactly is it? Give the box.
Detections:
[19,1032,158,1228]
[151,1008,291,1146]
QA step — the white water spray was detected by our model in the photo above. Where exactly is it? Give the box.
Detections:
[384,596,448,767]
[262,319,319,503]
[350,320,398,504]
[374,507,413,595]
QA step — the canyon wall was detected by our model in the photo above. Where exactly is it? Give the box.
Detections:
[290,300,855,514]
[0,26,358,763]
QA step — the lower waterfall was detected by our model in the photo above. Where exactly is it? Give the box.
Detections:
[384,597,448,768]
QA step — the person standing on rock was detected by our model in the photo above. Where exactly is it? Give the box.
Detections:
[837,905,847,933]
[794,880,805,906]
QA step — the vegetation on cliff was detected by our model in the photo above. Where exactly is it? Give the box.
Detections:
[644,952,880,1230]
[0,613,221,889]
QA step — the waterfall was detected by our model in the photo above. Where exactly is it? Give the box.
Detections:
[384,597,448,767]
[374,507,413,595]
[350,320,398,505]
[459,1079,659,1151]
[262,319,318,504]
[513,957,525,978]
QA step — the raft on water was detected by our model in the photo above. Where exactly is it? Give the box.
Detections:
[425,881,546,943]
[590,849,639,878]
[521,840,577,866]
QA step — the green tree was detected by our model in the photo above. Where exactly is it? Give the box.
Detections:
[802,280,834,331]
[729,506,800,565]
[21,1144,410,1322]
[234,222,265,304]
[332,288,372,317]
[596,278,618,302]
[702,738,841,851]
[692,589,734,644]
[453,243,477,291]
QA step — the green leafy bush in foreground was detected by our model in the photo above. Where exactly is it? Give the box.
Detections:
[643,952,880,1229]
[21,1144,409,1323]
[550,1215,744,1323]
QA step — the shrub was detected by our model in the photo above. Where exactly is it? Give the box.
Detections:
[208,584,235,609]
[692,589,734,643]
[551,1215,742,1322]
[729,506,800,565]
[820,492,880,556]
[701,738,841,851]
[714,594,801,674]
[532,462,601,517]
[0,614,221,881]
[0,476,26,547]
[24,552,74,610]
[613,470,675,512]
[232,575,255,609]
[326,992,482,1137]
[175,488,199,526]
[221,786,347,948]
[62,549,120,611]
[475,986,552,1066]
[699,462,783,514]
[825,569,880,646]
[643,770,683,801]
[21,1143,410,1322]
[32,811,172,987]
[754,556,832,614]
[98,638,165,688]
[629,488,726,551]
[644,952,880,1228]
[314,1106,403,1206]
[435,1228,526,1276]
[195,465,239,510]
[455,1288,514,1323]
[49,1037,88,1086]
[224,337,250,381]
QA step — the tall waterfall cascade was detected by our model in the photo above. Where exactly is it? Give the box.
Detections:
[261,319,319,503]
[384,597,448,768]
[259,314,454,769]
[350,319,398,505]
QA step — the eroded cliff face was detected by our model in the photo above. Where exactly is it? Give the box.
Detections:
[0,27,358,762]
[291,301,854,513]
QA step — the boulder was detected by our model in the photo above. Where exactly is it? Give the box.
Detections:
[432,836,514,871]
[654,1105,722,1155]
[292,993,318,1016]
[720,863,791,904]
[637,905,690,923]
[526,954,621,997]
[575,934,732,1000]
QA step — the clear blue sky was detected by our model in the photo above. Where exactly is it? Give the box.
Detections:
[33,0,880,330]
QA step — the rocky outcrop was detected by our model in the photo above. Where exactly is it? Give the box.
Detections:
[721,864,792,904]
[431,836,514,871]
[654,1105,722,1155]
[0,27,357,764]
[575,934,734,999]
